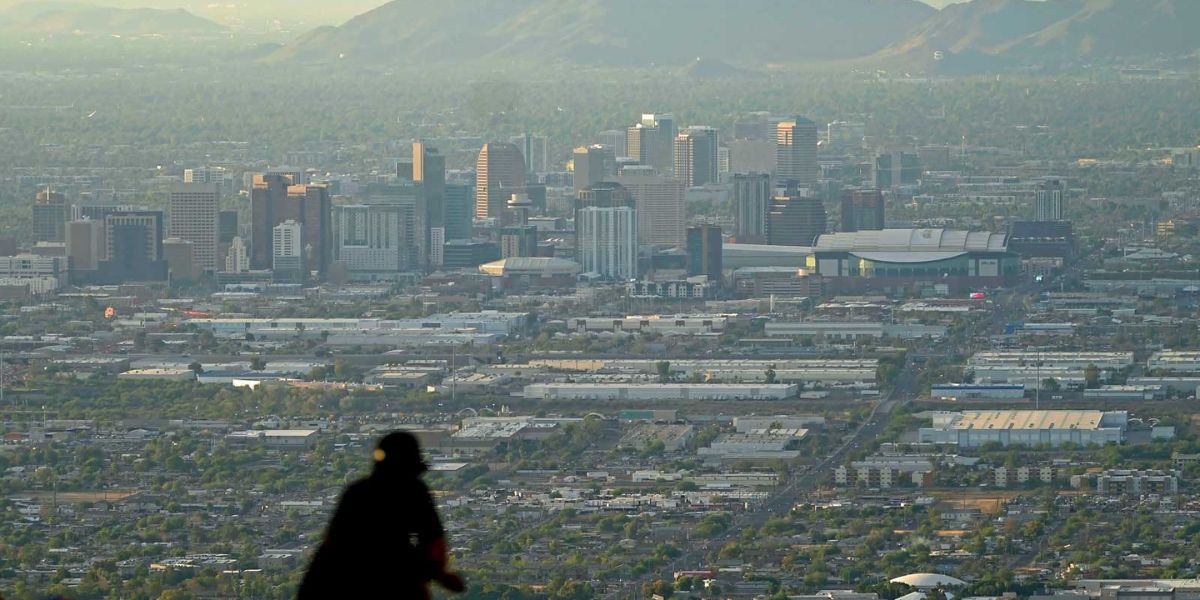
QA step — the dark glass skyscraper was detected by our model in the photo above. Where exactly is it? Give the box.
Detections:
[687,225,723,281]
[768,194,826,247]
[840,189,885,232]
[674,127,720,188]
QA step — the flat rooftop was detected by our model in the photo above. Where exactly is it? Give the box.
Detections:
[954,410,1104,431]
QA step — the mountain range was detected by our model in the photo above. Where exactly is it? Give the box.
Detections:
[267,0,1200,73]
[871,0,1200,72]
[0,1,223,36]
[267,0,936,66]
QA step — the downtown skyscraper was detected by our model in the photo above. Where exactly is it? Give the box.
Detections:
[475,142,526,219]
[776,116,819,187]
[674,126,720,188]
[168,183,220,272]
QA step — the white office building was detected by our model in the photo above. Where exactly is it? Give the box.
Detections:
[272,220,303,274]
[225,236,250,273]
[576,205,638,280]
[333,201,423,280]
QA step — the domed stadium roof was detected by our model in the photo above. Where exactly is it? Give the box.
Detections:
[889,573,967,588]
[479,257,581,277]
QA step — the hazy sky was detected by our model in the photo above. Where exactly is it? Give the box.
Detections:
[0,0,975,28]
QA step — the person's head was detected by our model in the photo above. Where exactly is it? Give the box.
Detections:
[372,431,427,478]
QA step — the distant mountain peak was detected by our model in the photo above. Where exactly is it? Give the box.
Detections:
[266,0,935,67]
[0,1,224,37]
[872,0,1200,72]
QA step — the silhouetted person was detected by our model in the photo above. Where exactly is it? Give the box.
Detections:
[299,432,465,599]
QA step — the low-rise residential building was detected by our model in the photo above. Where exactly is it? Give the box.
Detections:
[835,456,934,488]
[1096,469,1178,496]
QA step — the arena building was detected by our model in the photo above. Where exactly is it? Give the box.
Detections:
[807,228,1017,294]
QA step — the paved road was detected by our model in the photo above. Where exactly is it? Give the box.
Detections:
[605,356,921,599]
[607,287,1030,599]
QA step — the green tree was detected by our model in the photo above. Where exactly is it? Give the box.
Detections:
[656,361,671,383]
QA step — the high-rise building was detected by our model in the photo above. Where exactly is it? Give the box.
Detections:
[627,113,677,174]
[840,189,885,232]
[687,225,723,281]
[184,166,234,195]
[674,126,720,188]
[428,227,446,268]
[163,238,198,281]
[577,205,638,280]
[249,175,332,275]
[99,210,167,282]
[250,174,290,270]
[414,141,446,261]
[443,183,474,242]
[105,211,163,263]
[225,236,250,273]
[717,147,731,179]
[272,220,303,277]
[396,159,414,181]
[332,182,425,280]
[510,133,549,174]
[218,209,239,270]
[289,183,332,276]
[614,169,685,248]
[576,182,634,212]
[33,190,69,244]
[873,150,921,189]
[266,166,307,186]
[499,226,538,259]
[66,219,104,273]
[168,183,220,272]
[572,145,615,195]
[442,240,500,270]
[475,142,526,219]
[1035,178,1066,221]
[500,193,537,259]
[776,117,819,187]
[599,130,628,156]
[768,194,826,247]
[733,173,772,243]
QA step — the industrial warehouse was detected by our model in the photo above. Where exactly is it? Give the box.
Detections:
[522,383,800,401]
[918,410,1130,448]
